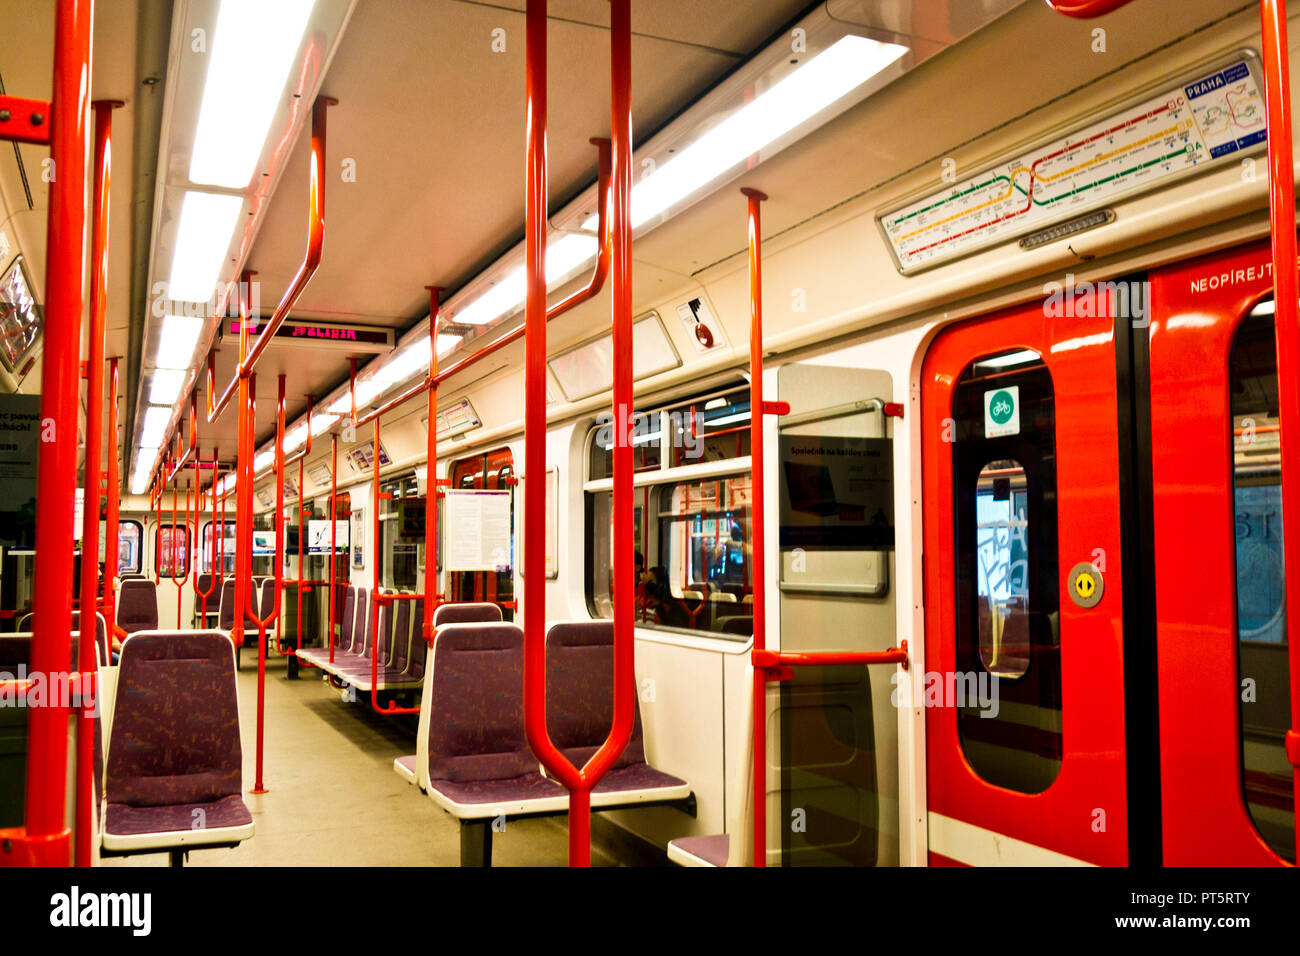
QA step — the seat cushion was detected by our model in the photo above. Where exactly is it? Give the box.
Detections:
[104,793,252,837]
[668,834,728,867]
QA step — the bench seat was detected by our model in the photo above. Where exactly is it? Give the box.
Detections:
[666,834,729,868]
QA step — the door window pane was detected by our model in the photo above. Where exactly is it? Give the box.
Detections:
[1229,299,1294,862]
[953,350,1062,794]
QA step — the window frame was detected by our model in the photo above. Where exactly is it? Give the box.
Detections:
[154,522,192,578]
[114,519,144,575]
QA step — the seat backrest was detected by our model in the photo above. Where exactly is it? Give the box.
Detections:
[15,612,33,631]
[334,585,356,651]
[544,620,644,768]
[425,623,534,782]
[254,578,276,623]
[105,630,242,807]
[218,579,237,631]
[70,610,109,665]
[407,599,427,680]
[116,579,158,635]
[388,599,411,670]
[372,599,395,666]
[432,602,502,627]
[352,588,372,656]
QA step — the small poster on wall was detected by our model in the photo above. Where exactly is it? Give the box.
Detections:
[347,440,391,473]
[350,509,364,569]
[443,489,512,572]
[307,519,349,554]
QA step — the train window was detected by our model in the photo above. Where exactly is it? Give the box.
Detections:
[112,520,143,575]
[448,448,514,618]
[378,473,423,591]
[586,388,753,637]
[155,523,191,577]
[952,349,1062,794]
[201,521,236,575]
[1228,299,1295,862]
[975,460,1031,679]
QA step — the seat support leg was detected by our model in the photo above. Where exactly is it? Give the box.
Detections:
[168,849,186,867]
[460,820,492,867]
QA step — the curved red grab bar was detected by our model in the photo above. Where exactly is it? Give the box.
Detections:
[208,97,333,426]
[521,0,636,867]
[1041,0,1134,16]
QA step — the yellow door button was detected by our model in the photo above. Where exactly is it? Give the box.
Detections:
[1067,561,1104,608]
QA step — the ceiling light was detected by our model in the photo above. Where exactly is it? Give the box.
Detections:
[283,423,309,451]
[140,406,173,447]
[454,234,599,326]
[149,369,188,405]
[582,35,907,231]
[328,379,388,414]
[156,314,205,369]
[374,339,431,383]
[254,450,275,473]
[167,191,244,303]
[310,413,339,436]
[189,0,316,188]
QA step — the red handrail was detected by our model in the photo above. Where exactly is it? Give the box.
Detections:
[329,433,338,664]
[168,483,189,627]
[207,97,333,427]
[1258,0,1300,861]
[193,449,220,620]
[0,0,91,868]
[753,644,909,670]
[165,391,198,484]
[103,355,120,631]
[343,141,610,432]
[522,0,634,867]
[422,288,442,649]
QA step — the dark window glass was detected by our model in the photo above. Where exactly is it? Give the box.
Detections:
[115,520,143,575]
[588,477,753,637]
[379,473,422,591]
[201,521,236,575]
[1229,299,1295,862]
[953,350,1061,793]
[667,388,751,467]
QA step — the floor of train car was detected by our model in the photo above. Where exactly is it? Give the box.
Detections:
[100,654,630,868]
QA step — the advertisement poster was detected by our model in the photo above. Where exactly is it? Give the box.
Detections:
[308,519,349,554]
[351,509,364,569]
[778,434,894,550]
[0,393,40,546]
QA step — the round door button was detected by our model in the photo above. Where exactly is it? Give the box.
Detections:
[1067,562,1104,608]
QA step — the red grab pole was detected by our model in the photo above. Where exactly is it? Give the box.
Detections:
[1042,0,1134,16]
[521,0,635,867]
[74,98,120,867]
[742,188,770,867]
[423,287,442,647]
[103,356,120,626]
[329,433,338,664]
[1258,0,1300,862]
[0,0,93,868]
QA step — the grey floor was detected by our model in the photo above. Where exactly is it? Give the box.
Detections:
[102,653,622,867]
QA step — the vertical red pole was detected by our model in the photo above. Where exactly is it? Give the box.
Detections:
[424,287,442,644]
[233,273,253,660]
[1259,0,1300,861]
[73,98,119,868]
[742,188,768,867]
[329,433,337,663]
[371,417,382,700]
[103,356,120,624]
[22,0,91,864]
[606,0,636,866]
[297,456,304,653]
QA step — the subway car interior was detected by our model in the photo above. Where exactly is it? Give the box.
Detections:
[0,0,1298,878]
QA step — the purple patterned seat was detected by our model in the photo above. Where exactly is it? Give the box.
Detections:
[396,601,503,787]
[116,579,158,635]
[421,621,567,861]
[101,630,254,860]
[667,833,729,867]
[544,621,690,807]
[70,610,109,666]
[297,584,356,669]
[338,598,423,691]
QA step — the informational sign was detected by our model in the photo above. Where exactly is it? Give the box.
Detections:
[984,386,1020,438]
[347,440,391,473]
[778,435,894,550]
[429,398,482,440]
[444,489,512,572]
[0,392,39,546]
[308,462,332,487]
[227,319,393,353]
[879,55,1266,273]
[351,509,364,568]
[307,519,349,554]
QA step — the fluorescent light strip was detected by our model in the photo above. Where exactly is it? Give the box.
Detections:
[156,315,205,369]
[149,369,188,405]
[189,0,316,188]
[140,406,173,447]
[707,411,752,428]
[454,234,598,326]
[582,35,907,231]
[167,191,244,303]
[328,379,388,414]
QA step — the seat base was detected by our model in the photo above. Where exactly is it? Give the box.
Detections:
[667,833,729,867]
[101,794,254,853]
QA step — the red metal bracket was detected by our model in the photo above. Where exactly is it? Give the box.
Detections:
[1286,729,1300,768]
[1042,0,1134,17]
[883,402,905,418]
[761,400,790,416]
[0,828,70,867]
[0,96,51,145]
